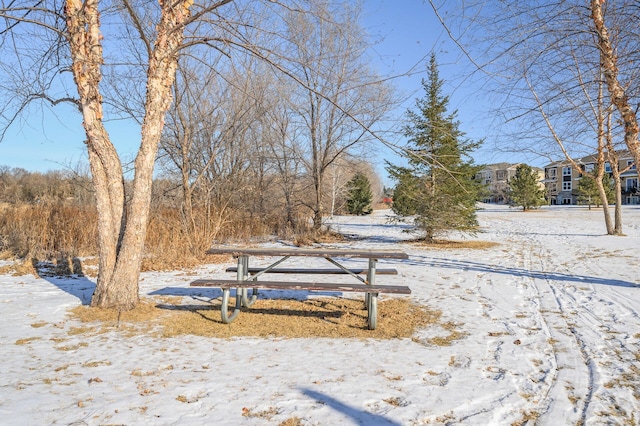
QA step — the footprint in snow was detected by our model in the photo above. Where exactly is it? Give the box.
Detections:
[423,371,450,386]
[483,366,506,381]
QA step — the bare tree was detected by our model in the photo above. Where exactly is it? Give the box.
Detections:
[159,54,268,251]
[526,65,625,234]
[260,90,307,232]
[68,0,217,310]
[279,2,394,229]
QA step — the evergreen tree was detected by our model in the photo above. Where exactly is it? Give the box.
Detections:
[509,164,545,211]
[386,53,483,241]
[345,172,373,215]
[386,165,420,216]
[577,175,614,209]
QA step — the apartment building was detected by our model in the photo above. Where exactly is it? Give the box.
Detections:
[476,163,544,204]
[543,151,639,205]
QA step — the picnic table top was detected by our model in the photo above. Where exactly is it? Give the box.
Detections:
[205,246,409,260]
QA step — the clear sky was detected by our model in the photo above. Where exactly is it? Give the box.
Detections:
[361,0,503,175]
[0,1,509,176]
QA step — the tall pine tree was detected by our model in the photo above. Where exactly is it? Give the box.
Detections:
[386,54,483,241]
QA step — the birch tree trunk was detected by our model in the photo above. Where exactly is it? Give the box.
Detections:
[590,0,640,169]
[65,0,191,310]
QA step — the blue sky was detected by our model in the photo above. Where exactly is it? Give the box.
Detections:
[0,1,508,176]
[361,0,502,174]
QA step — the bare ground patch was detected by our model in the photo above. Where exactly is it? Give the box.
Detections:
[68,296,438,339]
[410,239,499,250]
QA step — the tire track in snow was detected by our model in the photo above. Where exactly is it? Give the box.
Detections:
[452,208,639,424]
[443,223,563,424]
[527,247,595,426]
[536,245,640,422]
[441,217,564,424]
[503,222,595,425]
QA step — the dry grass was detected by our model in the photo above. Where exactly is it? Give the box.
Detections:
[242,406,280,419]
[15,337,41,345]
[68,296,436,339]
[411,239,499,250]
[0,259,38,276]
[0,203,97,259]
[0,203,240,274]
[427,325,468,346]
[0,200,325,276]
[383,397,408,407]
[71,299,161,324]
[278,418,303,426]
[292,228,345,246]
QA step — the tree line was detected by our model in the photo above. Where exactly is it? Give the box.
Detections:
[0,166,93,205]
[0,158,381,258]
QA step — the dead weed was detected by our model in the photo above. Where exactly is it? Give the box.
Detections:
[278,418,303,426]
[0,259,38,276]
[293,229,345,246]
[411,239,499,250]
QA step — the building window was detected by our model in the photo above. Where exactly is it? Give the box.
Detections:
[496,170,507,181]
[562,167,572,176]
[626,178,638,192]
[627,160,636,170]
[546,168,557,179]
[562,181,572,191]
[584,164,594,173]
[605,162,612,173]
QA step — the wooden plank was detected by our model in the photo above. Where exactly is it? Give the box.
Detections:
[190,279,411,294]
[225,267,398,275]
[205,247,409,260]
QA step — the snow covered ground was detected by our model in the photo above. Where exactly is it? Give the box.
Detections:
[1,204,639,425]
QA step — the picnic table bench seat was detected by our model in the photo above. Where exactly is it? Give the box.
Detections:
[225,267,398,275]
[191,279,410,293]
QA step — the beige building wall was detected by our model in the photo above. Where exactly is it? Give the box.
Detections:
[543,151,639,205]
[477,163,544,204]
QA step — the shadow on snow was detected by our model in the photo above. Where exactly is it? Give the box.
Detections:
[39,274,96,305]
[408,255,638,288]
[299,388,402,426]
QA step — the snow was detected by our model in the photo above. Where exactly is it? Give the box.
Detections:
[1,204,639,425]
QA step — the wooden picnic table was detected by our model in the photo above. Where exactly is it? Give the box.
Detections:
[191,246,410,330]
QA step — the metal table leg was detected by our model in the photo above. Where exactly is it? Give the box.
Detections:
[365,258,377,309]
[367,293,378,330]
[221,288,242,323]
[237,255,257,308]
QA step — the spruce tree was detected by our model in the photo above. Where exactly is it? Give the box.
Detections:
[577,175,614,209]
[386,53,483,241]
[386,165,420,216]
[346,172,373,215]
[509,164,545,211]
